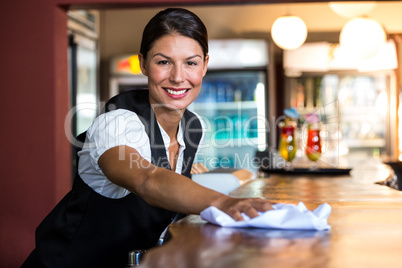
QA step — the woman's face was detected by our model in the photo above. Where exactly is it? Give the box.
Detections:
[139,34,209,112]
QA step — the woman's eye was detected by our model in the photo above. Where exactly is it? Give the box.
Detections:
[187,61,197,66]
[157,60,169,65]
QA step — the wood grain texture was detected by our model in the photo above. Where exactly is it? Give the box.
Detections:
[139,163,402,268]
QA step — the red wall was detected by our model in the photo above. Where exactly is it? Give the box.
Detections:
[0,1,196,266]
[0,1,71,266]
[0,0,300,266]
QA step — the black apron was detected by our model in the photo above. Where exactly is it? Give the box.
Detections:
[22,90,202,268]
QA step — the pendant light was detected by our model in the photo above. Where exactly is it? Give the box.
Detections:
[339,17,386,59]
[271,15,308,50]
[329,1,376,18]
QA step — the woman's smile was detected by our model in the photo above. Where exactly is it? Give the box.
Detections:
[163,87,190,98]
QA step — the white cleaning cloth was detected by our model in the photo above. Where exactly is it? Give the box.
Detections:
[200,202,331,231]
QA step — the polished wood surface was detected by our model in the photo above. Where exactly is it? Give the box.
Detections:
[139,161,402,268]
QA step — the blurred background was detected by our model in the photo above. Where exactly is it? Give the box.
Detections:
[68,2,402,170]
[1,1,402,267]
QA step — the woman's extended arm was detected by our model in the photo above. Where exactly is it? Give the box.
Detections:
[98,145,273,221]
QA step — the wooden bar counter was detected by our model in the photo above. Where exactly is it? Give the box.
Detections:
[139,161,402,268]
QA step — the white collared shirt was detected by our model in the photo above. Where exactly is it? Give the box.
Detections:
[78,109,204,199]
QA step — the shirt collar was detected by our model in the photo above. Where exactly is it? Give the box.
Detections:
[157,120,186,150]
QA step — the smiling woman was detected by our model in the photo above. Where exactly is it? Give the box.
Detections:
[140,34,208,112]
[21,7,274,268]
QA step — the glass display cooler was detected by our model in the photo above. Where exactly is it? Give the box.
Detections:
[68,10,99,179]
[189,39,269,171]
[190,69,267,171]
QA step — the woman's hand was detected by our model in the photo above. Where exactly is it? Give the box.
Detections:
[211,195,275,221]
